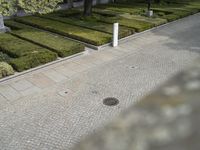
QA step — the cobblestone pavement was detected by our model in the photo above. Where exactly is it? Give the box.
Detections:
[0,13,200,150]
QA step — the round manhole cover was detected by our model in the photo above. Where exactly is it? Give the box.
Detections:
[103,97,119,106]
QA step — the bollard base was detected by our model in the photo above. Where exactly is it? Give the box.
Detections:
[146,10,154,17]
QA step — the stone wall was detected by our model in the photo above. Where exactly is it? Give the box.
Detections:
[73,58,200,150]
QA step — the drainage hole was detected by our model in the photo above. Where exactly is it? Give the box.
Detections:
[103,97,119,106]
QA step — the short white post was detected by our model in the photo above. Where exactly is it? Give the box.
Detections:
[113,23,119,47]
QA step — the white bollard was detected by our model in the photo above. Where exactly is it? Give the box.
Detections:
[113,23,119,47]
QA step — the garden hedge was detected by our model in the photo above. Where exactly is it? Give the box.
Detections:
[0,52,11,62]
[99,16,154,32]
[10,51,57,72]
[5,20,85,58]
[0,62,14,79]
[0,33,53,58]
[39,13,134,38]
[14,16,112,46]
[0,33,58,72]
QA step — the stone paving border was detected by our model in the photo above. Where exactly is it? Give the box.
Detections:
[0,50,86,83]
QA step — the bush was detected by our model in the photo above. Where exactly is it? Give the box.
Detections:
[0,52,11,62]
[5,21,85,57]
[10,51,57,72]
[0,62,14,79]
[14,16,112,46]
[0,33,53,57]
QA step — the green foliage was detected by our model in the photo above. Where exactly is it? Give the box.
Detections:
[5,20,85,57]
[0,62,14,79]
[0,52,11,62]
[18,0,63,14]
[100,16,154,32]
[0,0,17,16]
[119,13,167,26]
[0,33,52,57]
[39,12,134,38]
[10,51,57,72]
[14,16,112,46]
[0,0,62,16]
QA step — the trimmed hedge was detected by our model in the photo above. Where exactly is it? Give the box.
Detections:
[99,16,154,32]
[14,16,112,46]
[120,13,168,26]
[0,33,58,72]
[96,3,145,15]
[39,13,134,38]
[0,62,14,79]
[0,52,11,62]
[10,51,57,72]
[5,20,85,58]
[0,33,52,58]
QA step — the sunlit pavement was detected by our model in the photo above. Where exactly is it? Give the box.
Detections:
[0,13,200,150]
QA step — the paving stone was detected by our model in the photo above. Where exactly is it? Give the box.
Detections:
[10,79,33,91]
[42,69,68,83]
[62,61,90,73]
[71,57,96,69]
[54,65,77,78]
[20,86,41,97]
[27,73,55,89]
[0,85,21,101]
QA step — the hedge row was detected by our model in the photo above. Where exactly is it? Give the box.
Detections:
[10,51,57,72]
[99,15,154,32]
[5,20,85,58]
[0,33,57,72]
[96,3,145,15]
[0,33,52,58]
[0,52,11,62]
[14,16,112,46]
[39,13,134,38]
[119,13,168,26]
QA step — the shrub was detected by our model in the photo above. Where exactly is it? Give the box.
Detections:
[10,51,57,72]
[5,21,85,57]
[0,62,14,79]
[0,52,11,62]
[0,33,53,57]
[14,16,112,46]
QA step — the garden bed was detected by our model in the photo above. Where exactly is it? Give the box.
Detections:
[0,33,57,72]
[5,20,85,58]
[14,16,112,46]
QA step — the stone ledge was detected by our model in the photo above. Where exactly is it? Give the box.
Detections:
[73,58,200,150]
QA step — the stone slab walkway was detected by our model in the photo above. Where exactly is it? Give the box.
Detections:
[0,13,200,150]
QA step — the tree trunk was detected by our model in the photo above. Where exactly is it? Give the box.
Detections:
[154,0,161,4]
[147,0,151,11]
[84,0,93,16]
[67,0,74,8]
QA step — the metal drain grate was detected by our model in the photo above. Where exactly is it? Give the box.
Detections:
[103,97,119,106]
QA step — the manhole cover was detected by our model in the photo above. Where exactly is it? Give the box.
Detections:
[103,97,119,106]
